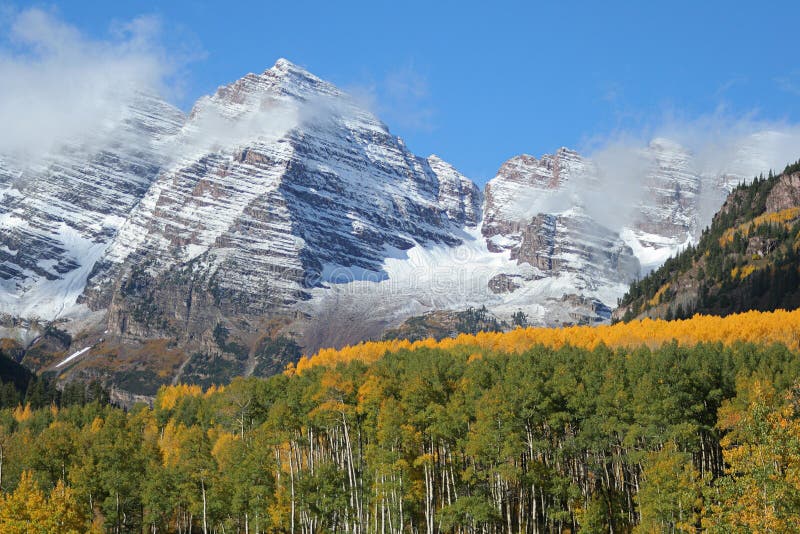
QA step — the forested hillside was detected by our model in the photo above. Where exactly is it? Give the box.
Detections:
[0,346,111,411]
[3,310,800,532]
[615,160,800,321]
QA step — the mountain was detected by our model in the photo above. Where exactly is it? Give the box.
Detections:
[478,147,639,324]
[74,59,482,386]
[381,137,779,341]
[614,160,800,321]
[0,59,791,393]
[0,60,485,389]
[455,139,744,324]
[0,93,184,334]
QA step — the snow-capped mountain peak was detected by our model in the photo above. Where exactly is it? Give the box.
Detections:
[77,60,481,348]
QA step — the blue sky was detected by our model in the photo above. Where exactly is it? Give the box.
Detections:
[3,1,800,183]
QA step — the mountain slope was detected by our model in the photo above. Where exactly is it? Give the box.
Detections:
[0,93,184,328]
[83,60,481,346]
[614,161,800,321]
[481,148,640,317]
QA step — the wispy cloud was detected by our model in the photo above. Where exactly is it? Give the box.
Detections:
[0,7,196,161]
[345,63,436,133]
[574,110,800,234]
[714,76,746,97]
[776,71,800,97]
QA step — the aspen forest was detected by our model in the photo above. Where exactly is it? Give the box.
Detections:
[2,310,800,532]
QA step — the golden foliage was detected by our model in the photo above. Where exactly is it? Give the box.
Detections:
[156,384,203,411]
[648,282,670,307]
[720,206,800,245]
[709,380,800,531]
[731,263,757,279]
[211,431,239,462]
[295,308,800,373]
[159,420,185,467]
[0,472,85,533]
[12,403,32,423]
[155,383,224,411]
[0,471,46,532]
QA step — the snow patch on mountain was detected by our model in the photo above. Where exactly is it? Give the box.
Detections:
[620,229,690,274]
[0,222,109,320]
[56,346,91,368]
[298,220,632,352]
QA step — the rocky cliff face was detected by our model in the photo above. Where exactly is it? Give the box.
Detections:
[482,148,589,252]
[477,147,639,324]
[0,93,184,326]
[766,173,800,212]
[481,138,755,274]
[633,139,701,241]
[472,137,775,327]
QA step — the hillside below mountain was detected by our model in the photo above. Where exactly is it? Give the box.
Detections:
[614,160,800,321]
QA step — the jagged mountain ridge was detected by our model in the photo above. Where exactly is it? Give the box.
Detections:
[0,58,789,391]
[481,148,639,313]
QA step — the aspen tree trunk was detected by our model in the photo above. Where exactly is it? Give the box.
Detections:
[399,471,404,534]
[449,458,458,501]
[387,479,392,534]
[202,478,208,534]
[443,449,452,507]
[341,412,361,531]
[381,474,386,534]
[309,427,315,474]
[424,461,434,534]
[289,444,297,534]
[504,479,512,534]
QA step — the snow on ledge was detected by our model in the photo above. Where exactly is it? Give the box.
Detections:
[56,346,91,368]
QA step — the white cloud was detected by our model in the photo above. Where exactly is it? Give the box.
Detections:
[0,7,184,162]
[656,114,800,177]
[507,111,800,247]
[172,94,300,161]
[576,112,800,234]
[584,140,653,232]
